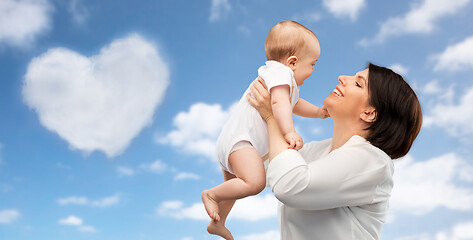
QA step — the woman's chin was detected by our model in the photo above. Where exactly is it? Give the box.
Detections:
[323,96,334,108]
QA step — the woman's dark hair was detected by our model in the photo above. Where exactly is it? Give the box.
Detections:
[365,63,422,159]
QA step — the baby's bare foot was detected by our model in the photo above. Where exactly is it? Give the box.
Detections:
[207,219,234,240]
[201,190,220,221]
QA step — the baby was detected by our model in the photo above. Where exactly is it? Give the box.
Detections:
[202,20,328,240]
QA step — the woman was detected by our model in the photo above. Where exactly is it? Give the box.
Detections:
[246,63,422,240]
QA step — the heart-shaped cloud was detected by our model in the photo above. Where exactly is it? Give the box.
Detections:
[22,34,169,157]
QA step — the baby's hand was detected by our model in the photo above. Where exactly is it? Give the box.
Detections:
[284,131,303,150]
[317,106,330,119]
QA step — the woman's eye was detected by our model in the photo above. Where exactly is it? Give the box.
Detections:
[355,81,361,87]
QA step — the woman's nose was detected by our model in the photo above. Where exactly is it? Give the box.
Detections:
[338,76,346,85]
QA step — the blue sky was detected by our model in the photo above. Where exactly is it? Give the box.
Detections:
[1,0,473,239]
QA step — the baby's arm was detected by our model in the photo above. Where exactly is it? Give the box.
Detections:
[293,98,329,119]
[270,85,303,150]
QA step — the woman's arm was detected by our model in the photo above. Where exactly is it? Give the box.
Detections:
[247,78,289,161]
[267,146,391,210]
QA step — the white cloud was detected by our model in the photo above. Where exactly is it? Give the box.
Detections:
[117,166,135,177]
[58,196,88,206]
[433,35,473,71]
[423,79,442,94]
[390,153,473,216]
[389,64,409,75]
[90,195,119,207]
[323,0,365,21]
[230,193,278,221]
[360,0,472,45]
[158,102,235,160]
[79,225,97,233]
[157,200,207,220]
[58,215,83,226]
[57,194,120,207]
[58,215,97,233]
[140,159,167,173]
[68,0,88,25]
[0,209,20,224]
[240,230,280,240]
[157,193,277,221]
[396,221,473,240]
[174,172,200,181]
[423,84,473,137]
[209,0,231,22]
[0,0,53,48]
[22,34,169,158]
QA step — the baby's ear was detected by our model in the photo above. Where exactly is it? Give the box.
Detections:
[286,56,298,71]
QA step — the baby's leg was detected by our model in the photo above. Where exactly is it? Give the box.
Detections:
[207,170,236,240]
[202,147,266,221]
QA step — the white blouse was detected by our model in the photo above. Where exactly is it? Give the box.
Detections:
[266,135,394,240]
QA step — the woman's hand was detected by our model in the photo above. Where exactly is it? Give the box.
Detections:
[246,77,273,122]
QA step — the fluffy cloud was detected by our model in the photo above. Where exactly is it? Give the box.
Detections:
[116,166,135,177]
[323,0,365,20]
[58,215,96,232]
[389,64,409,75]
[433,35,473,71]
[57,194,120,207]
[67,0,89,25]
[360,0,472,45]
[423,84,473,137]
[156,193,277,221]
[78,226,97,232]
[140,159,167,173]
[423,80,442,95]
[0,0,53,48]
[240,230,280,240]
[158,102,235,160]
[58,215,83,226]
[396,221,473,240]
[174,172,200,181]
[22,34,169,158]
[0,209,20,224]
[390,153,473,216]
[116,161,197,180]
[209,0,231,22]
[230,193,278,221]
[157,200,207,220]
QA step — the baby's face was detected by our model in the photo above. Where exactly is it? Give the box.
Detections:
[294,35,320,86]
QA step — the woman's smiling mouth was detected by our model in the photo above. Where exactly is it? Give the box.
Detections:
[332,87,344,97]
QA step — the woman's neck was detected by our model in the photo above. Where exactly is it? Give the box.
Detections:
[331,121,367,152]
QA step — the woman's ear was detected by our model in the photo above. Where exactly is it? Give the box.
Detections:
[360,106,376,123]
[286,56,298,71]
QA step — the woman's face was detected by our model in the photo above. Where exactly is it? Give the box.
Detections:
[324,68,372,122]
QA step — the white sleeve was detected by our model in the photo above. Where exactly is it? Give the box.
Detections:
[258,66,293,93]
[266,146,389,210]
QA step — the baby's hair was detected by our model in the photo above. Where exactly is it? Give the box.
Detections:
[265,20,318,62]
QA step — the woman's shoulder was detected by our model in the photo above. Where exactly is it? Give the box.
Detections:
[298,138,332,160]
[344,135,391,159]
[342,135,394,171]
